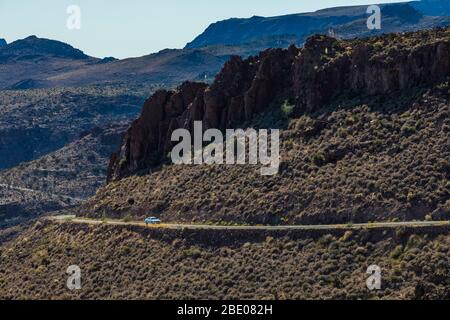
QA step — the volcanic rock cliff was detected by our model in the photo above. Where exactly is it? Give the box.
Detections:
[107,47,297,181]
[108,28,450,182]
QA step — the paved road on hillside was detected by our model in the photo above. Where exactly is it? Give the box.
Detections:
[48,215,450,231]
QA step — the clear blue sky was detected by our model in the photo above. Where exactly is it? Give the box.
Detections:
[0,0,406,58]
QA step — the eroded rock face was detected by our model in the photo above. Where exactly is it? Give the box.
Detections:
[107,82,207,181]
[107,48,298,181]
[293,34,450,112]
[108,29,450,182]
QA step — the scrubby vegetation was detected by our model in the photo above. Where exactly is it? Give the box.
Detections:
[0,84,153,170]
[0,124,130,223]
[1,14,450,302]
[82,80,450,225]
[0,221,448,299]
[0,83,164,221]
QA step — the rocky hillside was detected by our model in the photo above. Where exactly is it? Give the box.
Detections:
[2,5,450,302]
[186,1,450,51]
[0,85,150,170]
[0,124,126,199]
[84,28,450,225]
[0,39,225,221]
[0,83,156,223]
[0,220,448,299]
[109,28,450,181]
[0,124,128,225]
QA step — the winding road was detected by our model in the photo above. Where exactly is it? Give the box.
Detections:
[48,215,450,231]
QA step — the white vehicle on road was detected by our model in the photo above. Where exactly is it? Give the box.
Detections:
[145,217,162,225]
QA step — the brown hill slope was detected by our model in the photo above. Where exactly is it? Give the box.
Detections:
[107,28,450,182]
[0,221,448,299]
[82,86,450,225]
[81,28,450,225]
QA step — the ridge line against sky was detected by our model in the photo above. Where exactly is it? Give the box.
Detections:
[1,0,407,59]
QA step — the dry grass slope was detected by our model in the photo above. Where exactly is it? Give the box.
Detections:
[0,221,448,300]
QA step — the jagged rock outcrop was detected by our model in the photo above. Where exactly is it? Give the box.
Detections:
[293,33,450,112]
[107,48,298,181]
[108,27,450,182]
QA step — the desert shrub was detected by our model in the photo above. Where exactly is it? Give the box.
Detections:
[281,100,295,117]
[390,245,404,259]
[311,151,326,166]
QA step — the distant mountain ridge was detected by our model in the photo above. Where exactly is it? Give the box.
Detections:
[0,36,228,90]
[0,35,90,62]
[2,1,450,91]
[411,0,450,16]
[0,39,6,47]
[186,1,450,50]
